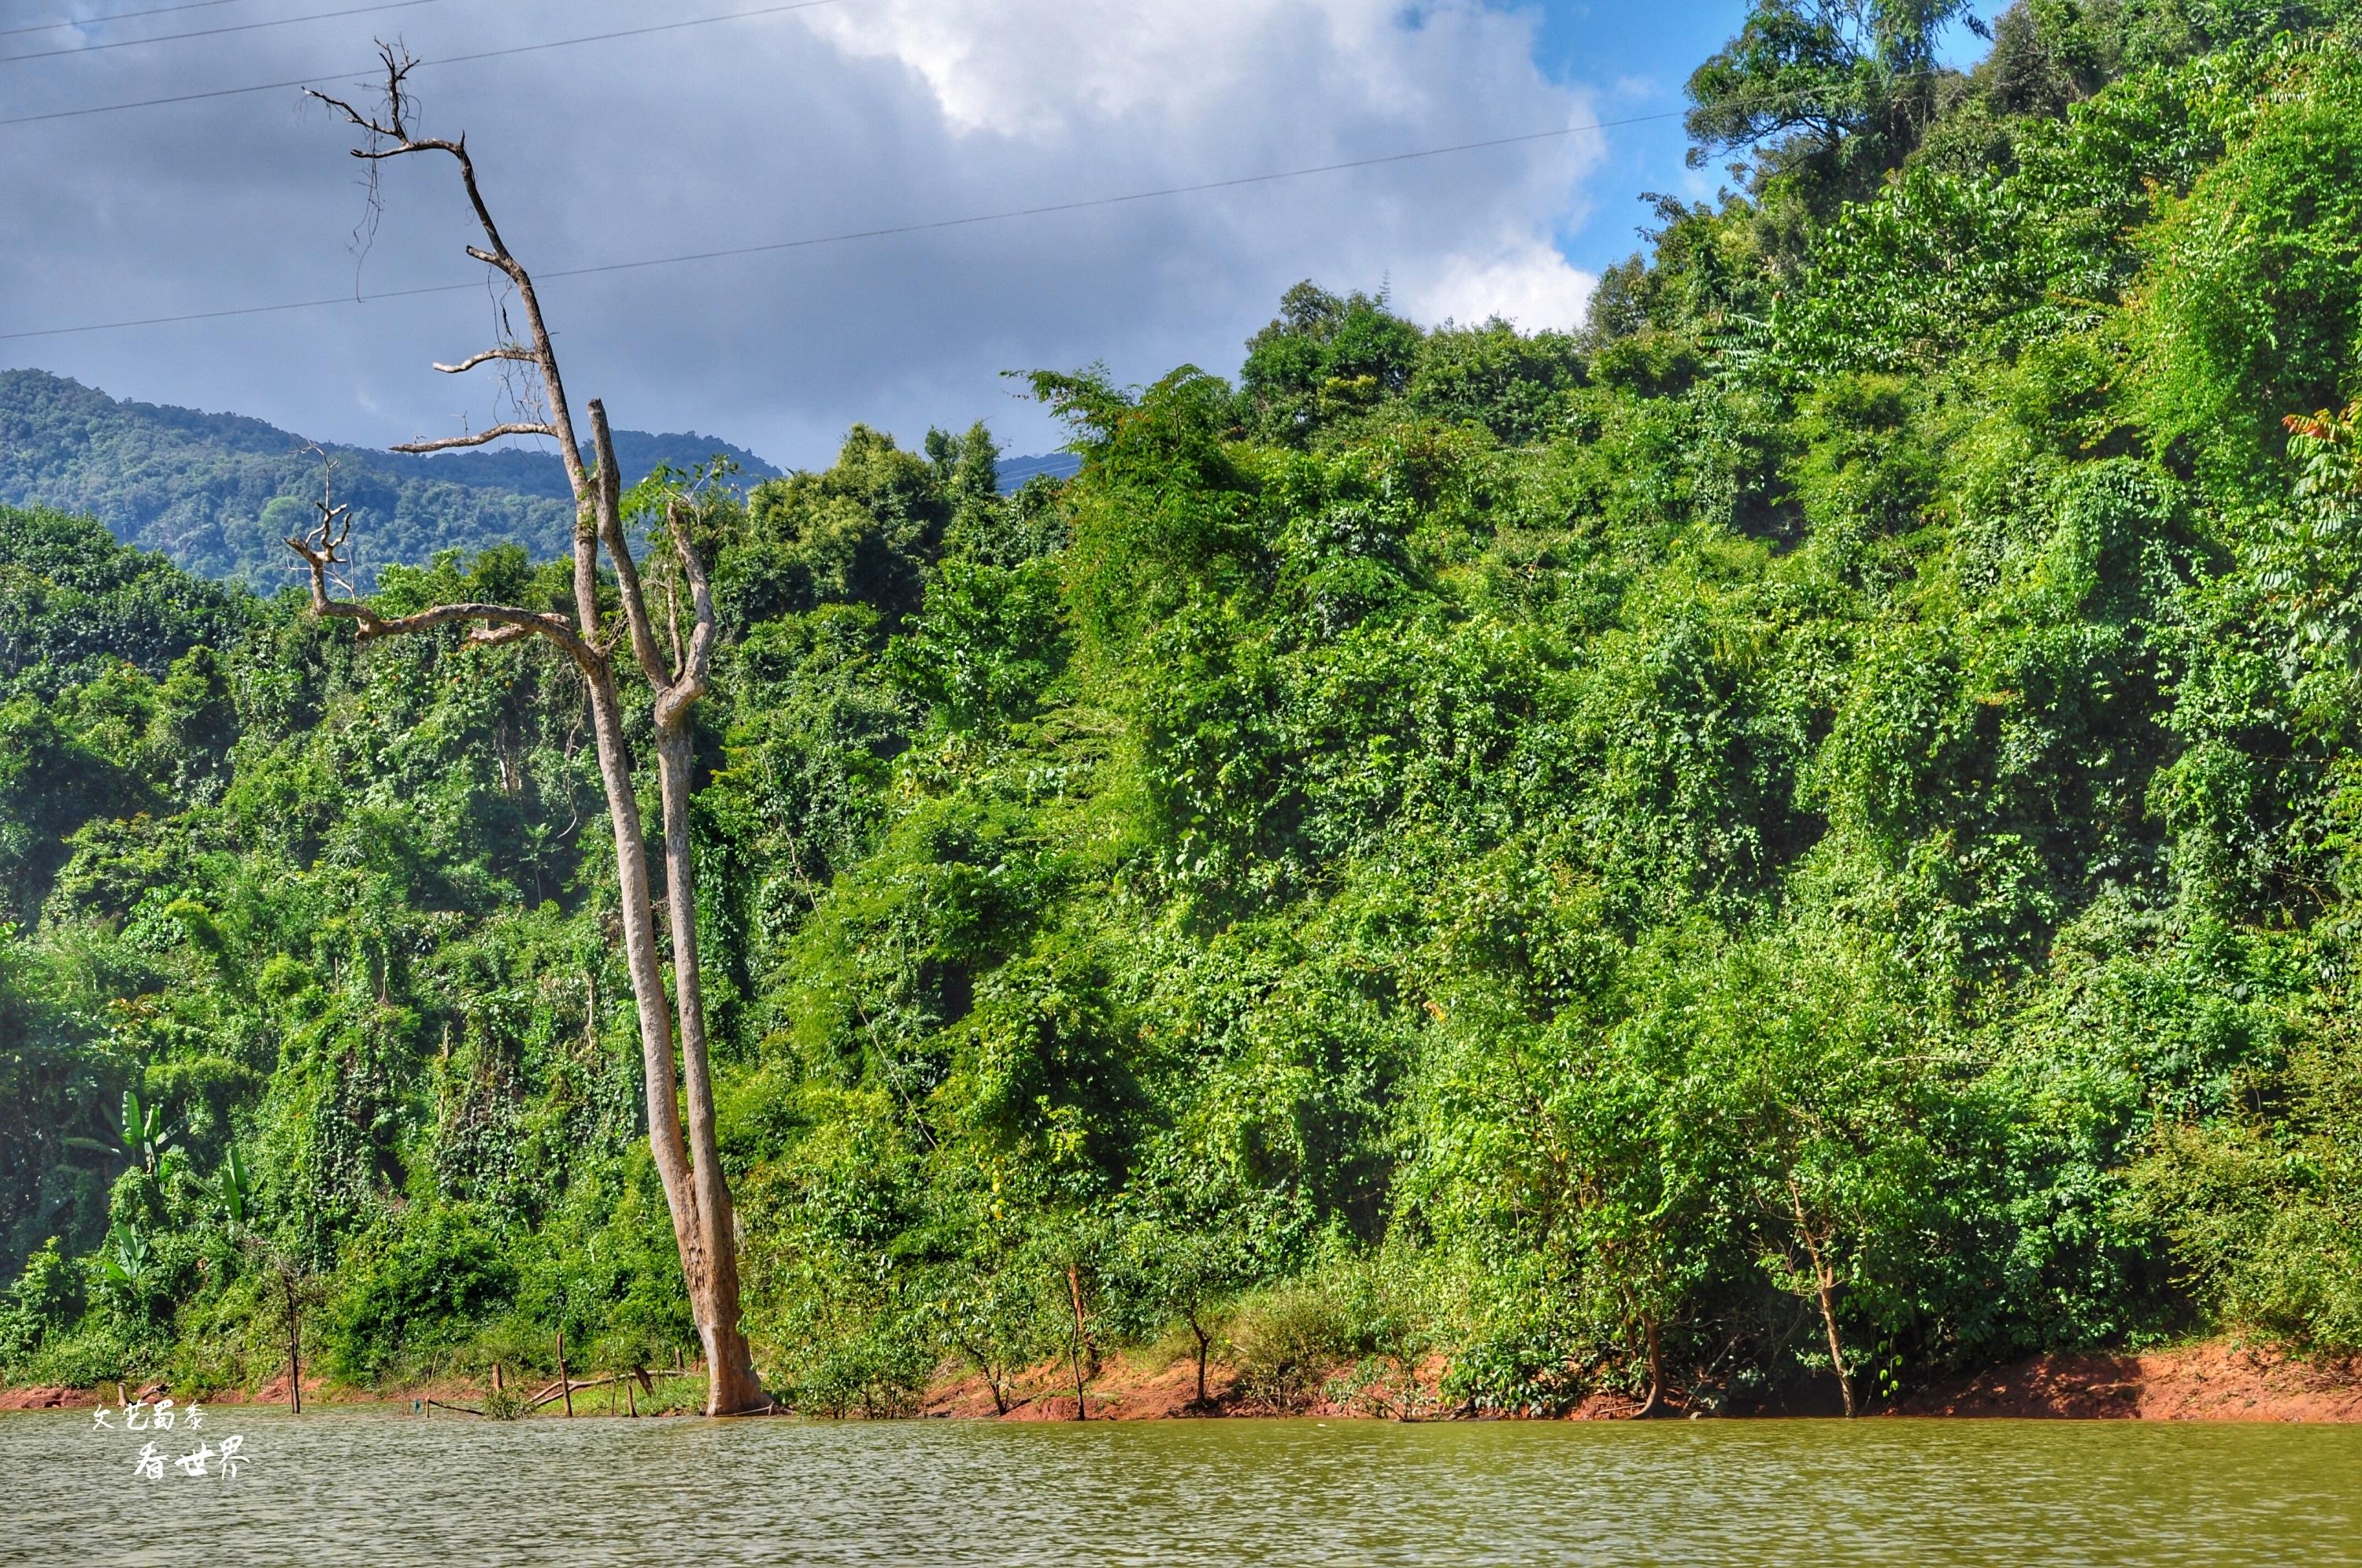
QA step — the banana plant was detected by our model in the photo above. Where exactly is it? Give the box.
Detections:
[120,1088,176,1178]
[96,1222,153,1298]
[211,1145,254,1227]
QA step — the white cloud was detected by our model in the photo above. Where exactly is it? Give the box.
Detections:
[1397,244,1597,334]
[782,0,1612,377]
[801,0,1533,144]
[2,0,1613,467]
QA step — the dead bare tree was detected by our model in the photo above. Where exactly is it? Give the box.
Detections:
[295,44,765,1416]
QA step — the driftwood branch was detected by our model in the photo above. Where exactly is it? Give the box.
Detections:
[524,1373,647,1412]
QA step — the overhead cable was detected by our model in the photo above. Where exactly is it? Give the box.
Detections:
[2,111,1664,342]
[0,0,243,42]
[0,0,457,67]
[0,0,844,124]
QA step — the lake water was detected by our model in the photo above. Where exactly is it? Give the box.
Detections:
[4,1408,2360,1566]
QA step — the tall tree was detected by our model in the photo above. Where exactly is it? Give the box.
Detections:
[296,46,764,1415]
[1686,1,1985,216]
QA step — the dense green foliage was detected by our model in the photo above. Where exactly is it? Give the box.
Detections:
[7,2,2362,1413]
[0,368,779,585]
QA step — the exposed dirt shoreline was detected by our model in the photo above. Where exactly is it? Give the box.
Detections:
[7,1339,2357,1420]
[1887,1341,2362,1422]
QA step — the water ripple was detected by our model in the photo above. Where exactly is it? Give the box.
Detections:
[5,1410,2358,1566]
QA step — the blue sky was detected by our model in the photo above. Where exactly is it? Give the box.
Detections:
[1535,2,1775,266]
[0,1,2012,468]
[1530,0,2009,276]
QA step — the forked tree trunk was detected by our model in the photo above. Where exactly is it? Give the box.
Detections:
[302,49,764,1416]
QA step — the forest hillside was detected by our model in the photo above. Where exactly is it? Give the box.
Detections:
[5,0,2362,1416]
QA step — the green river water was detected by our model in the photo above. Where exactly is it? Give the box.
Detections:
[3,1408,2357,1566]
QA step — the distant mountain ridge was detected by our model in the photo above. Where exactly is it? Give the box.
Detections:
[0,369,781,584]
[0,368,1079,584]
[392,429,784,503]
[994,451,1082,487]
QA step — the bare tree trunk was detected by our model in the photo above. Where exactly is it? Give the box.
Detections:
[303,51,764,1417]
[957,1337,1011,1416]
[1068,1262,1090,1422]
[284,1273,301,1416]
[1789,1180,1855,1418]
[1632,1317,1664,1418]
[1811,1261,1854,1419]
[1190,1314,1210,1409]
[645,483,762,1418]
[582,658,757,1414]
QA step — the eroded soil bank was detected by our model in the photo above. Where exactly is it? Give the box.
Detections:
[925,1339,2362,1422]
[7,1339,2357,1420]
[1889,1342,2362,1422]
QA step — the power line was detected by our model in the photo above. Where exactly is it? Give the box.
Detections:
[0,0,845,124]
[0,0,457,66]
[0,111,1667,342]
[0,0,242,42]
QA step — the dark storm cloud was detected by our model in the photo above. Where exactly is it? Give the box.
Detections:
[2,0,1603,467]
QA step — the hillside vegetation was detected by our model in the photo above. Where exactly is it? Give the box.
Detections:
[6,1,2362,1415]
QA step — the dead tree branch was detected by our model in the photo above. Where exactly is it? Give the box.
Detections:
[305,43,590,502]
[391,421,560,454]
[433,346,537,375]
[283,460,594,666]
